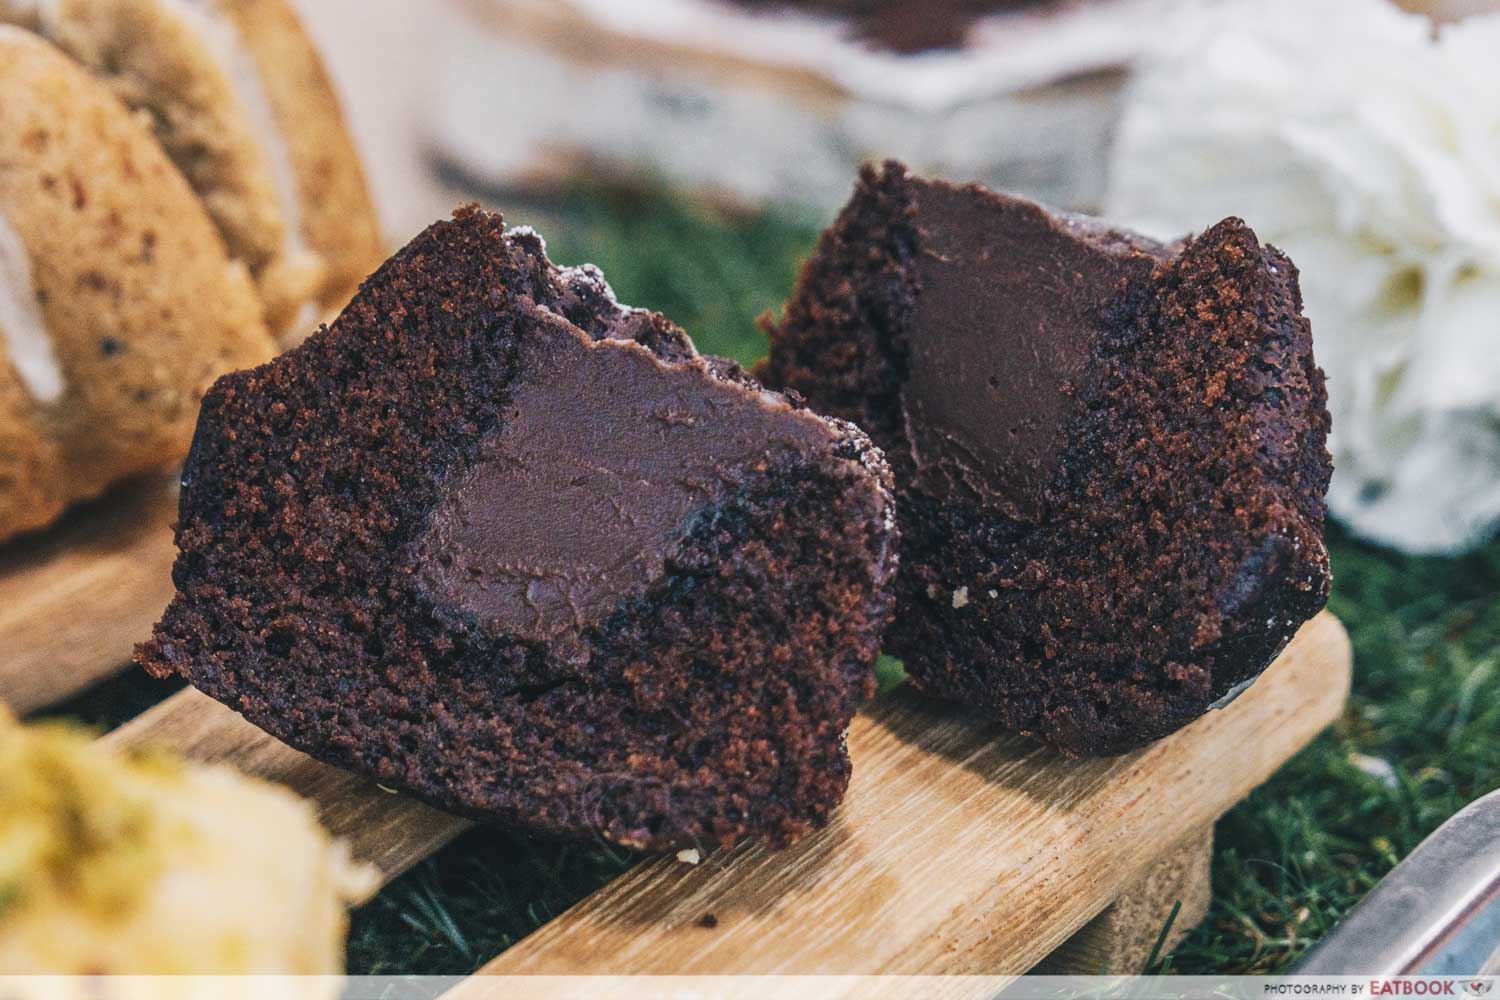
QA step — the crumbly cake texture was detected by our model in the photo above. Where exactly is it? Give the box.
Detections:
[0,707,372,974]
[758,162,1332,756]
[0,356,60,538]
[0,27,274,543]
[0,0,384,340]
[140,207,898,851]
[731,0,1052,51]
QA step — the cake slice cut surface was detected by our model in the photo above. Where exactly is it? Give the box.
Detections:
[140,207,897,850]
[759,162,1332,755]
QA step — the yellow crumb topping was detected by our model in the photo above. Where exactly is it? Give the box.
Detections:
[0,707,376,975]
[0,709,189,923]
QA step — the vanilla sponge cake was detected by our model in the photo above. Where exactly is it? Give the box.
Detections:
[0,707,374,974]
[0,27,276,542]
[0,0,385,341]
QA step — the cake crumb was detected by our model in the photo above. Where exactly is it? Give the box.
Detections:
[676,848,701,865]
[952,587,969,609]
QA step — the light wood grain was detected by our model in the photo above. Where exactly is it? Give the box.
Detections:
[1038,826,1214,974]
[470,612,1350,977]
[101,688,471,899]
[0,476,179,715]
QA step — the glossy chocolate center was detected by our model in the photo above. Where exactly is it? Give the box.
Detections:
[901,179,1166,519]
[413,310,834,646]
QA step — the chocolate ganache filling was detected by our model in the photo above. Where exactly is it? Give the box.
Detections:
[901,178,1167,519]
[413,309,837,645]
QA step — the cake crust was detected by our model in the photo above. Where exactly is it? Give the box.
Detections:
[1,0,384,341]
[216,0,386,316]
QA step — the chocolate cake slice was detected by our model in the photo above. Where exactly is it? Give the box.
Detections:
[138,207,897,850]
[758,162,1332,756]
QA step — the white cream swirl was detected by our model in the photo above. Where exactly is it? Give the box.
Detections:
[1107,0,1500,554]
[161,0,310,266]
[0,210,63,404]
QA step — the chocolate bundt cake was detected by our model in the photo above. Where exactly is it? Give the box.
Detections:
[139,207,898,851]
[759,162,1332,756]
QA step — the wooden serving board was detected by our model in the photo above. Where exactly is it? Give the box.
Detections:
[0,475,178,715]
[0,467,1351,973]
[105,612,1350,976]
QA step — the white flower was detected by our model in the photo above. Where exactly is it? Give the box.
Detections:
[1107,0,1500,553]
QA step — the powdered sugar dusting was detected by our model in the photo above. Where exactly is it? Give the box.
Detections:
[556,262,614,300]
[505,224,547,253]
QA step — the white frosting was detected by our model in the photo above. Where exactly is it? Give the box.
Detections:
[0,211,63,403]
[429,0,1137,214]
[539,0,1173,112]
[158,0,310,264]
[1107,0,1500,554]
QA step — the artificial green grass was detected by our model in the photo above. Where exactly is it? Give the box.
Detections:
[345,186,1500,975]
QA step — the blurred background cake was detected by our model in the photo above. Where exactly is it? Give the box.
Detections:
[0,707,373,975]
[419,0,1168,215]
[0,26,274,543]
[0,0,385,342]
[0,0,379,544]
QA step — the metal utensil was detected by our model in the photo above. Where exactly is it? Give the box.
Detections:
[1295,787,1500,975]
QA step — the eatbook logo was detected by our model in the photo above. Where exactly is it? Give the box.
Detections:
[1368,981,1494,996]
